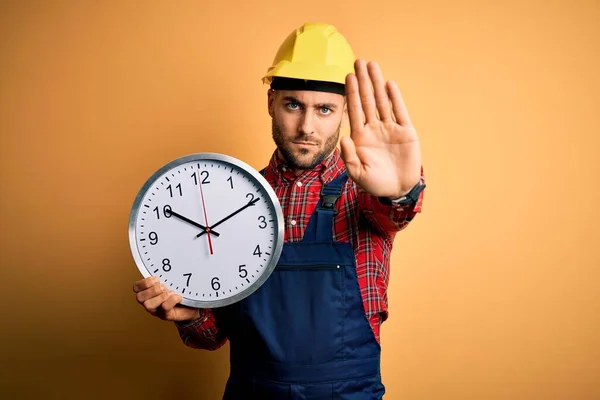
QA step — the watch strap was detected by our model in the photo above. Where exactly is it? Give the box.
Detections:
[379,181,425,206]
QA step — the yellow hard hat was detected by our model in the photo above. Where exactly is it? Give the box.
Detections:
[262,22,356,94]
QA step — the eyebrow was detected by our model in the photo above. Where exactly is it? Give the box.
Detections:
[282,96,338,109]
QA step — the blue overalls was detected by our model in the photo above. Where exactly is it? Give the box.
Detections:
[219,172,385,399]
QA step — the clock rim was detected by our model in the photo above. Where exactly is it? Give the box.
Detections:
[128,152,285,309]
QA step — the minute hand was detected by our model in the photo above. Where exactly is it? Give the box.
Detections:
[196,197,260,238]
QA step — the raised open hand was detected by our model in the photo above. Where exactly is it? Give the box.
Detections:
[341,59,422,198]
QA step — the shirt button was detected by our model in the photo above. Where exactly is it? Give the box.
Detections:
[290,219,297,226]
[296,181,302,187]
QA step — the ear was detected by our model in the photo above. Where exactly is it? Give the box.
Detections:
[340,100,349,128]
[267,89,276,118]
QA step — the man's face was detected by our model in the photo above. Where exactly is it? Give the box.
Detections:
[268,89,346,170]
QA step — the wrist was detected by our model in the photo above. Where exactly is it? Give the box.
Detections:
[383,181,426,205]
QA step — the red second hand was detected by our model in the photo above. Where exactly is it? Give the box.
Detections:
[197,170,213,255]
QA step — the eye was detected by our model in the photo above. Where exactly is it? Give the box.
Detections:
[320,106,332,115]
[286,102,300,110]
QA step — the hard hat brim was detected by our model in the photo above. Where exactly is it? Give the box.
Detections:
[269,77,346,95]
[262,60,353,86]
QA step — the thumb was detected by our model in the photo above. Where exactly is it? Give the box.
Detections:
[174,306,200,322]
[340,136,361,181]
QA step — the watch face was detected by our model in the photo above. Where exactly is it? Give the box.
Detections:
[128,153,284,308]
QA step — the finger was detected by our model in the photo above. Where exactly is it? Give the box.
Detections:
[355,59,377,123]
[161,293,199,322]
[340,137,361,181]
[345,73,364,134]
[160,291,183,312]
[367,61,392,121]
[133,277,159,293]
[136,284,165,304]
[143,289,171,314]
[386,80,412,126]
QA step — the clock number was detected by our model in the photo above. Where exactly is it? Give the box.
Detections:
[258,216,267,229]
[191,171,210,185]
[149,231,158,245]
[183,273,192,287]
[211,277,220,291]
[253,245,262,257]
[202,171,210,184]
[201,171,211,184]
[167,183,182,197]
[239,264,247,278]
[246,193,255,202]
[154,205,172,219]
[227,176,234,189]
[162,258,172,272]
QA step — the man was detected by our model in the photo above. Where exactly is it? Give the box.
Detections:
[133,22,425,398]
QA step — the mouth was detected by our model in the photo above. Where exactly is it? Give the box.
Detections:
[292,141,318,147]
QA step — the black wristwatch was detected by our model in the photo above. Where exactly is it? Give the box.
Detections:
[379,182,426,206]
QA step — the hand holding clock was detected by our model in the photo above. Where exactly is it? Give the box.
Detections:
[133,276,198,322]
[131,192,265,323]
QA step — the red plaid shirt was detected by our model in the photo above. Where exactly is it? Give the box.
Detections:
[176,147,424,349]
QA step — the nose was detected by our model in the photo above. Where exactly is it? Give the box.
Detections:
[299,110,315,136]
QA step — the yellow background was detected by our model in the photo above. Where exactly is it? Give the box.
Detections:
[1,1,598,399]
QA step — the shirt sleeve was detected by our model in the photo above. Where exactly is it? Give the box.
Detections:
[174,308,228,351]
[358,166,425,238]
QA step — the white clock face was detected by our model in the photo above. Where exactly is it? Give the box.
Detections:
[129,153,284,308]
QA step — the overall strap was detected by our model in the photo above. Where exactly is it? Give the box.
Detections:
[303,171,348,242]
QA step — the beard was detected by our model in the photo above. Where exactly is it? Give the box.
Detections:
[271,119,340,170]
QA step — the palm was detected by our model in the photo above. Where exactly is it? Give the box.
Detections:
[341,60,421,198]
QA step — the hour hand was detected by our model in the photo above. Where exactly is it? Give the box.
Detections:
[168,209,220,237]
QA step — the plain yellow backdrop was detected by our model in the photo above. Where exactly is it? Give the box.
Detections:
[1,1,598,399]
